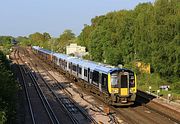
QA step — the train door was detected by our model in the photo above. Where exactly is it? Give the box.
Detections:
[68,62,71,72]
[70,62,72,74]
[89,70,93,84]
[77,64,79,77]
[99,73,102,92]
[88,68,90,83]
[67,61,69,71]
[118,72,129,96]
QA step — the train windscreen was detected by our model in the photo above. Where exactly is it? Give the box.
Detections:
[111,73,118,88]
[111,72,129,88]
[121,75,128,88]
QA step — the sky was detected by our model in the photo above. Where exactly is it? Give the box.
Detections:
[0,0,155,37]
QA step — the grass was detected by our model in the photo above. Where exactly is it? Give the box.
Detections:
[137,73,180,101]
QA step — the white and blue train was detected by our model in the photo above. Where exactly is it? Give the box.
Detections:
[32,46,137,106]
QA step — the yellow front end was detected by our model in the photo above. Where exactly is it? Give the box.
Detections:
[107,72,137,106]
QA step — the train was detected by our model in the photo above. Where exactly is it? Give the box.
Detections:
[32,46,137,106]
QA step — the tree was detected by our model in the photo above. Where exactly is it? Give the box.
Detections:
[78,0,180,82]
[78,24,94,50]
[43,32,51,41]
[0,36,14,54]
[56,29,76,53]
[59,29,75,40]
[29,32,45,46]
[16,36,31,46]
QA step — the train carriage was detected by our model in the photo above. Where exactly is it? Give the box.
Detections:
[53,53,69,70]
[32,46,137,106]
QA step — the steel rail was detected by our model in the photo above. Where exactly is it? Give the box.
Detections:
[137,90,180,123]
[26,47,98,124]
[28,68,60,124]
[17,48,60,124]
[14,50,36,124]
[27,55,79,124]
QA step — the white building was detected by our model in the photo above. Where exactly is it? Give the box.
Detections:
[66,43,88,57]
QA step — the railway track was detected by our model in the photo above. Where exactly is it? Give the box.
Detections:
[17,46,180,124]
[18,47,97,124]
[14,49,60,124]
[27,49,167,124]
[87,89,179,124]
[136,91,180,123]
[14,50,36,124]
[34,63,97,124]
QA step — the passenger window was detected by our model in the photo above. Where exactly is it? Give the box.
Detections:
[69,63,71,69]
[92,71,99,84]
[111,77,118,88]
[84,69,87,77]
[79,67,82,74]
[103,77,106,86]
[102,73,107,86]
[73,65,76,71]
[90,72,93,79]
[111,73,118,88]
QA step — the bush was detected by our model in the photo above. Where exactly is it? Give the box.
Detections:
[172,82,180,94]
[0,51,18,123]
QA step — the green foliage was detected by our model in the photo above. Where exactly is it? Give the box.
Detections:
[103,47,123,66]
[137,73,165,88]
[0,36,12,45]
[0,51,18,123]
[43,32,51,41]
[29,32,45,42]
[124,62,140,75]
[56,29,76,53]
[78,24,94,50]
[78,0,180,83]
[19,30,76,54]
[16,36,31,46]
[0,112,6,124]
[172,81,180,94]
[0,36,14,54]
[82,54,91,60]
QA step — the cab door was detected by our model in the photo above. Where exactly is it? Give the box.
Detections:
[119,72,129,96]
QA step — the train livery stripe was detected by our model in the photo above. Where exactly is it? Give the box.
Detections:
[108,73,111,93]
[134,73,137,92]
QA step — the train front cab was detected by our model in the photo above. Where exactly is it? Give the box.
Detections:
[108,70,137,106]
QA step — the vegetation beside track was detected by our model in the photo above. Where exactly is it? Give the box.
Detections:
[0,36,18,123]
[136,73,180,100]
[0,36,14,55]
[76,0,180,99]
[0,51,18,124]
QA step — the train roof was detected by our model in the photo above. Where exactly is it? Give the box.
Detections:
[41,49,53,54]
[32,46,52,54]
[68,57,84,65]
[67,57,118,74]
[53,53,69,60]
[32,46,131,74]
[32,46,41,50]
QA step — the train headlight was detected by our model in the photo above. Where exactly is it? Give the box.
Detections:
[111,89,118,93]
[130,88,135,93]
